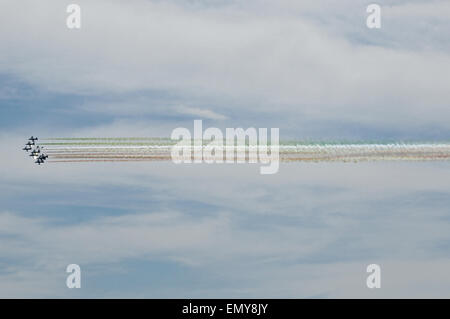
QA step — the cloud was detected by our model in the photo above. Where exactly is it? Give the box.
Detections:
[0,0,449,131]
[77,100,227,120]
[1,174,450,298]
[174,105,227,120]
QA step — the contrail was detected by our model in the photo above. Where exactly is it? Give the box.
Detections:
[25,138,450,164]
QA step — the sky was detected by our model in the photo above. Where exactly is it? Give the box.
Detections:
[0,0,450,298]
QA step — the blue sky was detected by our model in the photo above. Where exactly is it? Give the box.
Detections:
[0,0,450,297]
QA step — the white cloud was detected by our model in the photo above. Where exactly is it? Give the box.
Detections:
[0,0,449,129]
[174,105,227,120]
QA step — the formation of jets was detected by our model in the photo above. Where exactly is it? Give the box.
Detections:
[22,136,48,165]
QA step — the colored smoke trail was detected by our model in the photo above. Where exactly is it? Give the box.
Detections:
[30,138,450,164]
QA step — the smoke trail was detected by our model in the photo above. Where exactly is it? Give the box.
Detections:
[28,138,450,164]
